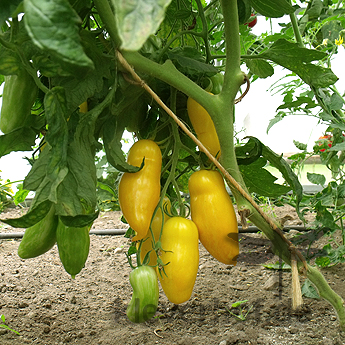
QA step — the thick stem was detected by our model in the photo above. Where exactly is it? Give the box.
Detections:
[307,265,345,331]
[93,0,121,48]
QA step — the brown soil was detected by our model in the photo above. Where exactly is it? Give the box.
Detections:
[0,205,344,345]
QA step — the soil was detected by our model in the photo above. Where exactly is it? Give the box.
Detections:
[0,205,344,345]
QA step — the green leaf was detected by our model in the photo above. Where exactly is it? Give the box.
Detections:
[23,0,94,71]
[13,187,30,205]
[237,0,252,25]
[262,261,291,270]
[235,137,263,165]
[239,158,292,197]
[51,30,111,110]
[301,279,320,299]
[261,142,303,214]
[231,300,248,308]
[0,46,22,75]
[245,59,274,78]
[167,47,218,78]
[293,140,307,151]
[277,96,317,110]
[113,0,173,51]
[0,200,52,228]
[0,128,37,158]
[103,117,143,173]
[305,0,323,20]
[0,0,22,26]
[59,211,99,227]
[250,0,295,18]
[259,39,338,88]
[330,93,344,111]
[267,112,286,133]
[44,87,69,180]
[307,172,326,185]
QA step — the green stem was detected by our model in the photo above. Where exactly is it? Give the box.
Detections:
[93,0,121,48]
[307,265,345,331]
[289,11,304,47]
[194,0,212,63]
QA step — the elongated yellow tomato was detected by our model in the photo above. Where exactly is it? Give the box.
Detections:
[187,95,221,158]
[140,196,171,266]
[118,139,162,241]
[189,170,239,265]
[158,217,199,304]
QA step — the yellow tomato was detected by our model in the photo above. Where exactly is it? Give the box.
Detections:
[189,169,239,265]
[118,139,162,241]
[187,95,221,158]
[158,217,199,304]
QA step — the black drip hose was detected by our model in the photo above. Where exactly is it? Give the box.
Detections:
[0,225,309,240]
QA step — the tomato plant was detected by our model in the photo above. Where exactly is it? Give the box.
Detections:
[0,0,344,330]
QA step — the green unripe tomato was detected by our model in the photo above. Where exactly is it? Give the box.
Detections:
[0,69,38,133]
[126,265,159,323]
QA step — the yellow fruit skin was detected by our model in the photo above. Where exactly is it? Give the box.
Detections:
[186,95,221,158]
[158,217,199,304]
[140,196,171,266]
[189,169,239,265]
[79,101,88,113]
[118,139,162,241]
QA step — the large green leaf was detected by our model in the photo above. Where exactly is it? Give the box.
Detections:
[258,39,338,88]
[113,0,173,51]
[250,0,295,18]
[0,128,37,158]
[23,0,94,70]
[239,157,292,197]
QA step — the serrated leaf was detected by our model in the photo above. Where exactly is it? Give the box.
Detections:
[0,128,37,158]
[23,0,94,70]
[277,96,317,110]
[113,0,173,51]
[301,279,320,299]
[245,59,274,78]
[259,39,338,88]
[250,0,295,18]
[307,172,326,185]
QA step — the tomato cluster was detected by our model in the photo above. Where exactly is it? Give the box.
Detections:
[119,104,238,322]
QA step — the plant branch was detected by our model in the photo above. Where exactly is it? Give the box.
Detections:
[93,0,121,48]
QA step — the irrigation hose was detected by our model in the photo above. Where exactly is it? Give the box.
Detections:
[0,225,310,240]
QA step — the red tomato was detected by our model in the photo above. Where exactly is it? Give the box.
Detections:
[318,135,332,152]
[245,14,257,28]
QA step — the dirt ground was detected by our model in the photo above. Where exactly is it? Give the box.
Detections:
[0,205,344,345]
